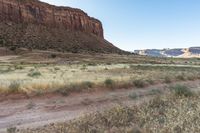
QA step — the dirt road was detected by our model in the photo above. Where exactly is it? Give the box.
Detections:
[0,80,200,133]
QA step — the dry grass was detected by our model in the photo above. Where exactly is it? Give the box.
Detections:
[0,63,200,95]
[20,86,200,133]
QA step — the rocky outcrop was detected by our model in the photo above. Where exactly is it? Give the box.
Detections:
[0,0,103,38]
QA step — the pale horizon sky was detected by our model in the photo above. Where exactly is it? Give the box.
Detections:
[40,0,200,51]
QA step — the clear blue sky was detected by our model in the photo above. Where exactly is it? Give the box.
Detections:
[41,0,200,51]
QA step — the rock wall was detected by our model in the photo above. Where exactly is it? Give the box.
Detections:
[0,0,104,38]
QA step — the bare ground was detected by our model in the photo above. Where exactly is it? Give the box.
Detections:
[0,80,200,133]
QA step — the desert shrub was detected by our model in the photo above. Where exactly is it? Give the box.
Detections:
[9,81,21,93]
[50,54,57,58]
[129,92,138,100]
[133,79,145,88]
[106,62,112,65]
[81,81,94,89]
[7,127,17,133]
[54,67,60,71]
[176,75,185,81]
[9,46,17,51]
[0,66,13,73]
[57,81,94,96]
[148,89,162,95]
[27,70,42,78]
[87,63,97,66]
[164,76,171,83]
[146,79,155,85]
[26,102,36,109]
[104,78,115,88]
[148,95,165,108]
[14,65,24,70]
[170,85,193,97]
[187,75,196,81]
[129,65,135,69]
[81,64,87,70]
[0,38,4,44]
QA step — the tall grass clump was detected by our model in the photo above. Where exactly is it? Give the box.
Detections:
[170,84,193,97]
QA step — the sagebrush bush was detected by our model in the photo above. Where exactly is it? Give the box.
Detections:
[9,81,21,93]
[171,84,193,97]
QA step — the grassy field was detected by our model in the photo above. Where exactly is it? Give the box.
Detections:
[0,62,200,95]
[0,51,200,95]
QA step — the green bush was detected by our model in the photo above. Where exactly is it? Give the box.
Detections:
[171,85,193,97]
[104,78,115,88]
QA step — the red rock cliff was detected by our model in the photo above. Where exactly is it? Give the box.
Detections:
[0,0,104,38]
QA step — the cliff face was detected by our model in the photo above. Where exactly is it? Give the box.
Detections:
[0,0,124,53]
[0,0,103,38]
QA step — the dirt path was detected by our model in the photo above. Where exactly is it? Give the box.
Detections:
[0,80,200,133]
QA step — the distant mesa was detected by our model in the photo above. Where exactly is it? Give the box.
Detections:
[0,0,124,53]
[135,47,200,58]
